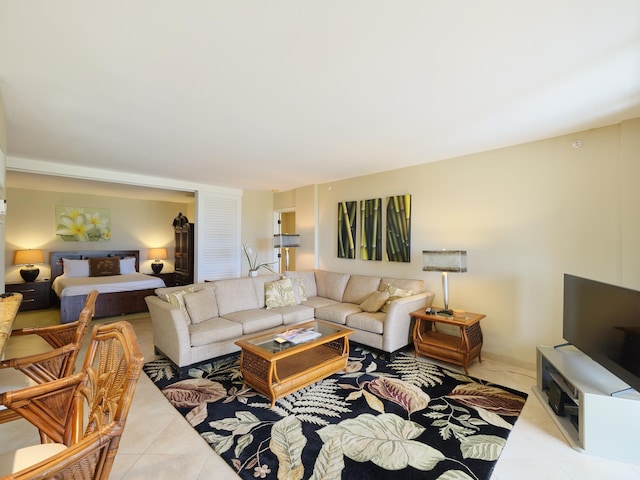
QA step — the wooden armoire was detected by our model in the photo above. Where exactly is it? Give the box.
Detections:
[173,212,194,286]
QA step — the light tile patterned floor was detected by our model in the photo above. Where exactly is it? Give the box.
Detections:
[1,310,639,479]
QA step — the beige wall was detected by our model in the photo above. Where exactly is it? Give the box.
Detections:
[289,119,640,367]
[5,187,189,282]
[0,94,7,153]
[240,190,276,276]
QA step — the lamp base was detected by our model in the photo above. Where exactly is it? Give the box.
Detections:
[437,309,453,316]
[151,262,164,274]
[20,267,40,282]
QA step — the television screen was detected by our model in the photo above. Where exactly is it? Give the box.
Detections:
[563,274,640,394]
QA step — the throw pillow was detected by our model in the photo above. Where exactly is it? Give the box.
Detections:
[88,257,120,277]
[120,257,137,274]
[163,287,195,324]
[381,284,413,313]
[359,290,390,313]
[265,278,297,309]
[184,289,217,324]
[63,258,89,278]
[290,277,308,304]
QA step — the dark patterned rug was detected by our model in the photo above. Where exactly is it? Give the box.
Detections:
[144,347,527,480]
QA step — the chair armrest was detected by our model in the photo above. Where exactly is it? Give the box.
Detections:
[0,343,80,383]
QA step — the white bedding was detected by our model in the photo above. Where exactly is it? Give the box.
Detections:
[52,273,165,297]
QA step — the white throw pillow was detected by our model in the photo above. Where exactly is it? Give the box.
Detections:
[63,258,89,278]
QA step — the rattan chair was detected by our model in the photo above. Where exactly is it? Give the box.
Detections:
[0,321,144,479]
[0,291,99,425]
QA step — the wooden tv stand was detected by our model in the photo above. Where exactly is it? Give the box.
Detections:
[533,345,640,464]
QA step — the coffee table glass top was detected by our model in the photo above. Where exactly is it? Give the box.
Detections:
[247,320,345,354]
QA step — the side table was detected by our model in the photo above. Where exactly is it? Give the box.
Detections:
[5,280,51,311]
[411,308,486,373]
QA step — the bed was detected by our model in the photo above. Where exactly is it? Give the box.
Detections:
[50,250,166,323]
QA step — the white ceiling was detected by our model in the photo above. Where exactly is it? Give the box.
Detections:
[1,1,639,194]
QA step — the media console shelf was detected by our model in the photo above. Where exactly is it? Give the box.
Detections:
[533,345,640,464]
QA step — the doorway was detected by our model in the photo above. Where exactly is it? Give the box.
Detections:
[277,211,296,272]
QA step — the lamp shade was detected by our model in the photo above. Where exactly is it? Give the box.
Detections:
[148,248,168,260]
[422,250,467,272]
[274,234,301,248]
[14,249,45,266]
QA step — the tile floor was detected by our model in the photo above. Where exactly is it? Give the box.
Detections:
[1,310,640,479]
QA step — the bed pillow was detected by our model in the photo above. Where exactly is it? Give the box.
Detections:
[120,257,137,274]
[89,257,121,277]
[265,278,297,309]
[63,259,89,278]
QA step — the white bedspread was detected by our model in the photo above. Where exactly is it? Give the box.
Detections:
[52,273,165,297]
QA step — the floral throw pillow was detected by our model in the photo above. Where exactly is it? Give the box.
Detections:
[290,277,308,304]
[381,284,413,313]
[265,278,297,309]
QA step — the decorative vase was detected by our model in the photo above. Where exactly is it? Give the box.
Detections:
[249,270,258,278]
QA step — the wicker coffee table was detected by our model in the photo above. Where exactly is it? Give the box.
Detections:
[235,320,353,407]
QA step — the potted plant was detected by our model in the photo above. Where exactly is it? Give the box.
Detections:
[243,243,276,277]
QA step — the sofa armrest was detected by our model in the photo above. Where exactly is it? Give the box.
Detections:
[145,295,192,367]
[381,291,435,353]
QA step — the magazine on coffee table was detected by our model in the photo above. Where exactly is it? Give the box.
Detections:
[275,328,322,345]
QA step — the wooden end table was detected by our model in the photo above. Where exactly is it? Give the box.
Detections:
[411,308,486,373]
[235,320,353,407]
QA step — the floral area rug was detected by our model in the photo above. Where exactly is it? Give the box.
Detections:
[143,347,528,480]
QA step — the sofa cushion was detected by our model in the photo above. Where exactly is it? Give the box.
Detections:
[291,277,308,304]
[285,271,317,298]
[315,303,362,325]
[189,317,243,347]
[215,278,261,316]
[342,275,381,304]
[315,270,350,302]
[223,309,283,334]
[265,278,297,309]
[359,290,390,313]
[184,288,218,324]
[346,311,386,334]
[270,304,315,325]
[301,296,339,309]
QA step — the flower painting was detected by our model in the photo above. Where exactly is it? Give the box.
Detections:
[56,206,111,242]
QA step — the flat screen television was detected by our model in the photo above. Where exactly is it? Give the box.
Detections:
[563,274,640,394]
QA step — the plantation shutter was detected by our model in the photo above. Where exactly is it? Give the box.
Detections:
[194,190,241,281]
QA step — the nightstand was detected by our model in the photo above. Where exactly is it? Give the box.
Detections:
[150,272,175,287]
[5,280,51,311]
[411,308,486,373]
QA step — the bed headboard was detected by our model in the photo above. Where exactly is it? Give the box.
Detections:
[50,250,140,281]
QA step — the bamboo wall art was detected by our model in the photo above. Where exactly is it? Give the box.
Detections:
[360,198,382,260]
[337,201,356,259]
[386,195,411,262]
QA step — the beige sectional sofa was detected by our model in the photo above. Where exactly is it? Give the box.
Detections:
[145,270,434,377]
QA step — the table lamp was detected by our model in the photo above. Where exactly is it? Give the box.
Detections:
[422,250,467,315]
[149,247,168,274]
[14,249,45,282]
